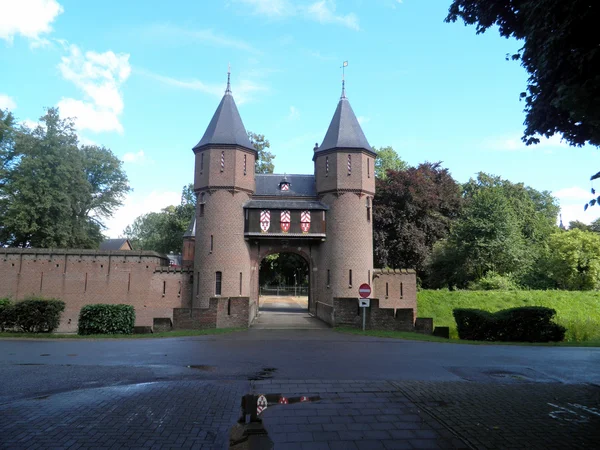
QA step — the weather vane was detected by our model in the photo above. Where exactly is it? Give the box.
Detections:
[341,60,348,98]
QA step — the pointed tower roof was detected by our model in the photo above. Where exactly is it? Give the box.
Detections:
[315,83,374,155]
[193,70,254,152]
[183,216,196,238]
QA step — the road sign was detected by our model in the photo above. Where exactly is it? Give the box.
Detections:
[257,394,268,415]
[359,299,370,308]
[358,283,371,298]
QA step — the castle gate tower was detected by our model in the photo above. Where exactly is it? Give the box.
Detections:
[314,82,376,306]
[192,73,256,308]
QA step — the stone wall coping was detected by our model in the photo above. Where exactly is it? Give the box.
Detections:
[373,268,416,274]
[0,248,169,261]
[154,267,194,274]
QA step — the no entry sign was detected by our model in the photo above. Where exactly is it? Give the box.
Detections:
[358,283,371,298]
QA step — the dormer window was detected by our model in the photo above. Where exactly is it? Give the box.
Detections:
[279,175,290,191]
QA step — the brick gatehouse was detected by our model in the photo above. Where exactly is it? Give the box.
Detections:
[0,73,417,332]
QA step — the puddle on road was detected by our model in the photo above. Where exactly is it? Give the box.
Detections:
[249,367,277,381]
[229,393,321,449]
[187,365,217,371]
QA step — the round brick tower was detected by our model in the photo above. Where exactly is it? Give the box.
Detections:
[314,81,376,304]
[192,72,256,308]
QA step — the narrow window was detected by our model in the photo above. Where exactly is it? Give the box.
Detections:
[366,197,371,222]
[220,151,225,172]
[196,272,200,294]
[178,281,181,295]
[200,193,205,217]
[368,270,371,283]
[349,269,352,287]
[347,154,351,175]
[200,152,204,172]
[239,272,243,295]
[227,298,231,315]
[210,235,213,253]
[215,271,222,296]
[327,269,331,287]
[386,282,389,297]
[163,280,166,295]
[400,282,404,298]
[367,158,370,178]
[244,154,247,175]
[326,156,329,176]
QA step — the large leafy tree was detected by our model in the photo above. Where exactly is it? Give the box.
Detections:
[124,184,196,254]
[248,131,275,174]
[373,146,408,180]
[0,109,16,188]
[0,108,130,248]
[446,0,600,147]
[373,162,463,278]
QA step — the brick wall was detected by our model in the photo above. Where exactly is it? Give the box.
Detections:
[173,296,255,329]
[372,269,417,318]
[0,249,192,333]
[332,297,415,331]
[315,301,334,325]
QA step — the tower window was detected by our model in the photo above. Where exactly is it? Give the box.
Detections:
[347,154,351,175]
[210,235,213,253]
[326,156,329,176]
[386,282,389,298]
[239,272,243,295]
[215,271,222,296]
[349,269,352,287]
[367,158,370,178]
[366,197,371,222]
[244,154,247,175]
[327,269,330,288]
[220,151,225,172]
[200,153,204,172]
[199,193,205,217]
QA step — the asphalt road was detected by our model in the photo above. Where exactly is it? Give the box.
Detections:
[1,328,599,404]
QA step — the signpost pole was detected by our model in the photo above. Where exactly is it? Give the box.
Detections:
[362,301,366,331]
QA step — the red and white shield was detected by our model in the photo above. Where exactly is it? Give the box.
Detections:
[260,210,270,233]
[300,210,311,233]
[280,210,291,232]
[257,394,268,415]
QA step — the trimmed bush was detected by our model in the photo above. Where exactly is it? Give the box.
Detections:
[453,306,566,342]
[78,304,135,335]
[13,297,65,333]
[0,298,15,331]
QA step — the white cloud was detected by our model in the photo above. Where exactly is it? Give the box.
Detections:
[307,1,359,30]
[287,106,300,120]
[122,150,146,164]
[236,0,359,30]
[0,94,16,110]
[102,190,181,238]
[554,185,600,227]
[57,44,131,133]
[0,0,63,44]
[485,133,568,152]
[553,186,591,201]
[138,69,267,105]
[21,118,43,129]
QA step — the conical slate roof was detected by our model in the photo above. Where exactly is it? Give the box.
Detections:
[193,80,254,152]
[183,216,196,238]
[316,93,374,154]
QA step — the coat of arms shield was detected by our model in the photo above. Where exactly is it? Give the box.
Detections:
[300,210,311,233]
[280,210,291,233]
[260,210,270,232]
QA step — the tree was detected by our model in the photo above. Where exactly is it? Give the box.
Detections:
[124,184,195,254]
[373,146,408,180]
[0,109,16,188]
[541,229,600,290]
[373,162,462,279]
[568,220,591,232]
[248,131,275,174]
[0,108,130,248]
[446,1,600,147]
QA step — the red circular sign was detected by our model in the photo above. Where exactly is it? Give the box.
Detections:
[358,283,371,298]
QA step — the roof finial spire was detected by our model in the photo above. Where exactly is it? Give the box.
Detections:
[225,62,232,95]
[341,60,348,99]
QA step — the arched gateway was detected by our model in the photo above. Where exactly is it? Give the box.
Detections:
[175,71,418,330]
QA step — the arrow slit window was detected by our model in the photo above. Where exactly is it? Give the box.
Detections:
[243,154,247,175]
[349,269,352,287]
[215,271,222,296]
[367,158,370,178]
[200,153,204,172]
[220,151,225,172]
[366,197,371,222]
[326,156,329,176]
[347,154,352,175]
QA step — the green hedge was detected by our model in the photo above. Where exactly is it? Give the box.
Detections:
[453,306,566,342]
[78,304,135,335]
[11,297,66,333]
[0,298,15,331]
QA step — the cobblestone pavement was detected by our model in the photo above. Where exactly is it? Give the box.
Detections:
[394,381,600,450]
[6,377,599,449]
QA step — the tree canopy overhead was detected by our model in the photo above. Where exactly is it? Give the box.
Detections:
[446,0,600,148]
[248,131,275,174]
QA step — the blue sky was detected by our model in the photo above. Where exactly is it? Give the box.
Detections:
[1,0,599,237]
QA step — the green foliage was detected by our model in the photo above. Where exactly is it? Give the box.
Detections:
[78,304,135,335]
[373,162,462,280]
[12,297,65,333]
[428,173,559,288]
[468,272,520,291]
[453,307,566,342]
[259,253,309,286]
[0,108,130,248]
[568,220,591,232]
[0,298,15,331]
[373,146,408,180]
[248,131,275,174]
[418,289,600,342]
[124,184,195,254]
[446,1,600,148]
[540,229,600,290]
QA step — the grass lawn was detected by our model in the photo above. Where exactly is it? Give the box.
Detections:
[418,290,600,342]
[0,328,245,339]
[335,326,600,347]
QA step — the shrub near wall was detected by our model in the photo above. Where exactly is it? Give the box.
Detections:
[78,304,135,335]
[12,297,66,333]
[0,298,15,331]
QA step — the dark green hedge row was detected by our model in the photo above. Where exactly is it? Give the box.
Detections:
[453,307,566,342]
[78,304,135,335]
[0,297,65,332]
